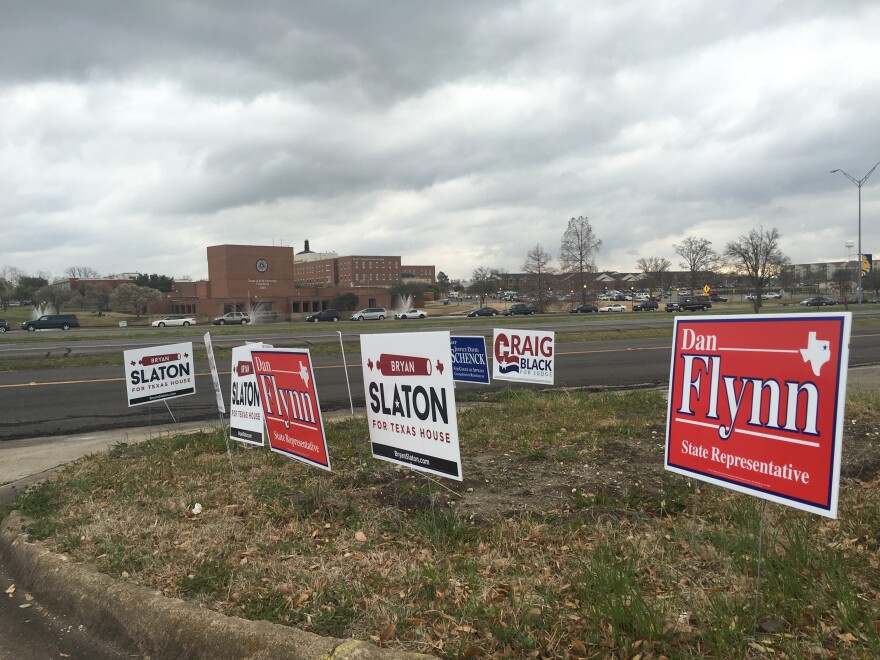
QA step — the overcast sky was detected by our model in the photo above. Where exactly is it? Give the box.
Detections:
[3,1,880,283]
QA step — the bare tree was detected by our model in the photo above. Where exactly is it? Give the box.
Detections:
[830,268,854,309]
[673,236,720,293]
[635,256,671,297]
[559,216,602,303]
[724,227,789,313]
[523,244,554,312]
[65,266,101,278]
[469,267,500,307]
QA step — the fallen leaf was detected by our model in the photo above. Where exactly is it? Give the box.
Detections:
[5,585,15,596]
[19,603,32,609]
[379,622,396,641]
[355,531,367,542]
[294,593,310,607]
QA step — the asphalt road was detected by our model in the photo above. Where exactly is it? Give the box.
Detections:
[1,317,879,441]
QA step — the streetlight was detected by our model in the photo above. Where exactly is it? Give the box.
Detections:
[830,161,880,303]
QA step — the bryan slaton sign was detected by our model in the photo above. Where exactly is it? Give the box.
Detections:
[665,313,851,518]
[361,331,462,480]
[124,342,196,406]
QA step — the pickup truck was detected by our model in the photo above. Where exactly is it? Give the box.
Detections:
[503,303,538,316]
[665,296,712,312]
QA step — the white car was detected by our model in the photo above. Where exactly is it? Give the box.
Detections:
[598,303,627,313]
[394,308,427,319]
[151,315,197,327]
[762,292,782,299]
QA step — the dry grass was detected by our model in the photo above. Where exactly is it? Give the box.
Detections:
[11,389,880,658]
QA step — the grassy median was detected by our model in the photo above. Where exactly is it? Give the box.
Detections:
[8,388,880,658]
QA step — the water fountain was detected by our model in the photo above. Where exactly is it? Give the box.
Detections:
[394,293,414,314]
[31,304,56,319]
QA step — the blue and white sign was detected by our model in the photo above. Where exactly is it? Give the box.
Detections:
[450,335,490,384]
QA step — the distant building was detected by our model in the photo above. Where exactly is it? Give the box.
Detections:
[147,242,436,319]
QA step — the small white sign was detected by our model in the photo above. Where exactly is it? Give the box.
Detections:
[492,328,555,385]
[123,342,196,407]
[361,331,462,480]
[203,332,226,414]
[229,344,266,446]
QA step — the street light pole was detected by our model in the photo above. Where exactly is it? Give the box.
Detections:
[830,161,880,303]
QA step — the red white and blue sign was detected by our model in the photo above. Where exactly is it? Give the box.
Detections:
[250,348,331,471]
[665,313,851,518]
[450,335,490,384]
[361,332,462,480]
[492,328,555,385]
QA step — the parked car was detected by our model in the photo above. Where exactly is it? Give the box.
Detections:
[665,296,712,312]
[503,303,538,316]
[394,308,427,319]
[466,307,500,317]
[21,314,80,331]
[151,315,197,327]
[632,300,659,312]
[350,308,387,321]
[569,304,598,313]
[762,292,782,300]
[305,309,341,322]
[598,303,627,313]
[212,311,250,325]
[708,294,728,302]
[799,297,836,307]
[0,318,10,333]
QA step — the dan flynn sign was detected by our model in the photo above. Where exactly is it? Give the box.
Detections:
[124,342,195,406]
[250,348,331,471]
[362,331,462,480]
[492,328,555,385]
[665,313,851,517]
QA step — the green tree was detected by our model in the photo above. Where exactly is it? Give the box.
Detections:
[134,273,174,292]
[34,285,74,313]
[83,284,113,316]
[559,216,602,303]
[333,292,359,311]
[14,275,49,304]
[110,283,162,317]
[724,227,789,313]
[862,268,880,298]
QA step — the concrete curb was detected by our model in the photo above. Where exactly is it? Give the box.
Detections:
[0,513,429,659]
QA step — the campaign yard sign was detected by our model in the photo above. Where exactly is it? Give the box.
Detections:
[361,331,462,480]
[203,332,226,414]
[492,328,555,385]
[665,313,851,518]
[250,348,331,471]
[124,342,196,407]
[229,344,266,446]
[450,335,490,384]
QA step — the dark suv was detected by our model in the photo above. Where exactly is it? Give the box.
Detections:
[665,296,711,312]
[21,314,80,331]
[633,300,659,311]
[0,318,10,333]
[306,309,341,322]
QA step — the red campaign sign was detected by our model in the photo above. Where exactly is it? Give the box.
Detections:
[665,314,851,517]
[250,349,331,471]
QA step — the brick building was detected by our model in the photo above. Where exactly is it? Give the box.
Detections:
[147,243,435,319]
